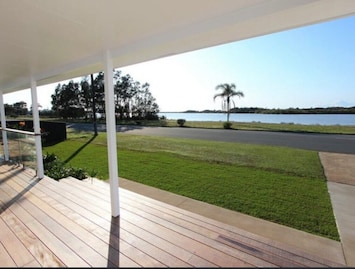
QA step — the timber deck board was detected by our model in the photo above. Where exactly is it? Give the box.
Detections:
[0,163,346,267]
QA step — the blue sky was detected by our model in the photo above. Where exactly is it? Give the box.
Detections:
[4,15,355,112]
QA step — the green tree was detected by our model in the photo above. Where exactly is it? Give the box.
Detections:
[4,104,16,116]
[214,83,244,123]
[80,74,98,135]
[114,71,160,120]
[51,70,160,122]
[114,72,137,119]
[5,101,28,116]
[51,80,85,119]
[132,83,160,120]
[92,72,105,118]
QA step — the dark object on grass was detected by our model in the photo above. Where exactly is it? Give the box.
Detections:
[177,119,186,127]
[223,122,232,129]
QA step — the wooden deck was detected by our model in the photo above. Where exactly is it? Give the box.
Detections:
[0,163,345,267]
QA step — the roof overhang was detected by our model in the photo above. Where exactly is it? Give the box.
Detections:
[1,0,354,94]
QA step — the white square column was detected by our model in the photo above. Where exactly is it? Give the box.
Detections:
[0,92,9,161]
[31,78,44,179]
[104,50,120,217]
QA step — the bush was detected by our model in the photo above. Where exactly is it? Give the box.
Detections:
[43,152,88,180]
[159,119,167,127]
[43,152,58,166]
[68,167,87,180]
[223,122,232,129]
[88,169,98,178]
[177,119,186,127]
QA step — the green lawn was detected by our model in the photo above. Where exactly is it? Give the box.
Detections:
[43,130,340,241]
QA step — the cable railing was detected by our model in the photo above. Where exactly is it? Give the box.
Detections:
[0,127,37,169]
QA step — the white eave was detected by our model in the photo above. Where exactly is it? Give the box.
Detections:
[1,0,354,94]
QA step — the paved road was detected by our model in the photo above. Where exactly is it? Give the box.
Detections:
[67,123,355,154]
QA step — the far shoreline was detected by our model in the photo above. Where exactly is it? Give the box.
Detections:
[161,106,355,114]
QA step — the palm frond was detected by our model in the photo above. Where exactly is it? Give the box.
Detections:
[213,83,245,121]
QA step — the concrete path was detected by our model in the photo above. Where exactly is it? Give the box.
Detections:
[319,152,355,267]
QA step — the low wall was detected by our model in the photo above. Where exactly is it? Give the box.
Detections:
[6,120,67,144]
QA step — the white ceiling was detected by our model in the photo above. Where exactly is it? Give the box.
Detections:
[1,0,354,94]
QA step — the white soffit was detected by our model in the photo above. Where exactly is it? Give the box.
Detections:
[0,0,354,93]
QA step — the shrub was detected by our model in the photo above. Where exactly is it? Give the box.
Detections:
[68,167,87,180]
[43,152,60,171]
[177,119,186,127]
[223,122,232,129]
[43,152,88,180]
[159,119,167,127]
[88,168,98,178]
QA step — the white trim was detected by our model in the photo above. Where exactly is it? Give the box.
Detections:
[104,50,120,217]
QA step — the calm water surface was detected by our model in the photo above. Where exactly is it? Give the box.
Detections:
[159,112,355,126]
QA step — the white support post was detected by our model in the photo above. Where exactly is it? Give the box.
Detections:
[0,92,9,161]
[30,78,44,179]
[104,50,120,217]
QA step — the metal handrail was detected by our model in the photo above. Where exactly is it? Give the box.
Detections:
[0,127,41,136]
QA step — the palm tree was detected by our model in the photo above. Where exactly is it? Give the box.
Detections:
[214,83,244,123]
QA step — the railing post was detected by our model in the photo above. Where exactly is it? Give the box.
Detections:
[0,92,9,161]
[31,78,44,179]
[104,50,120,217]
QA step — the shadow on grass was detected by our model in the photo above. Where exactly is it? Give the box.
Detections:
[67,122,147,133]
[63,134,97,164]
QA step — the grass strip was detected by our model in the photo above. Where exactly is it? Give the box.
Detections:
[30,117,355,134]
[163,120,355,134]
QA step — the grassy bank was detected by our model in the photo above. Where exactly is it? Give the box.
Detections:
[162,119,355,134]
[43,129,340,241]
[19,116,355,134]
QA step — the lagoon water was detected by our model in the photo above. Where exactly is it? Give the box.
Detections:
[159,112,355,126]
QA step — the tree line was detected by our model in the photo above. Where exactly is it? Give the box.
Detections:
[5,70,160,121]
[51,70,160,120]
[196,106,355,114]
[4,101,28,117]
